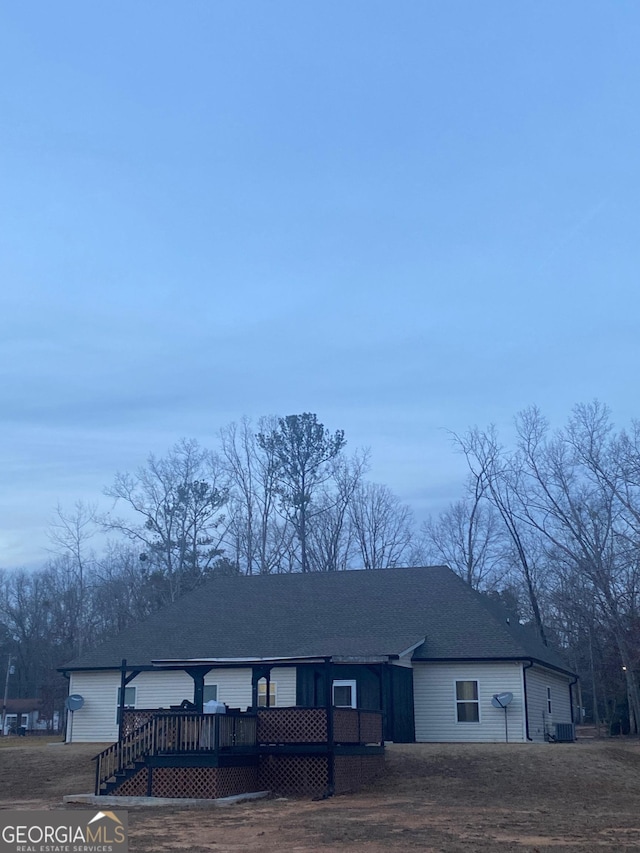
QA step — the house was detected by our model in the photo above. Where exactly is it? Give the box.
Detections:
[1,698,60,735]
[60,565,577,747]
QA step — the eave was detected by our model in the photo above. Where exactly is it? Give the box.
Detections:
[410,654,577,678]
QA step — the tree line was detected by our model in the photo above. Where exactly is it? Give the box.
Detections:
[0,413,415,719]
[415,402,640,736]
[1,405,638,735]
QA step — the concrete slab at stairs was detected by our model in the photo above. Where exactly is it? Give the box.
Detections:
[64,790,270,807]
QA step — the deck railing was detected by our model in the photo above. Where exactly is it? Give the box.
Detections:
[151,711,258,753]
[257,707,383,745]
[334,708,383,744]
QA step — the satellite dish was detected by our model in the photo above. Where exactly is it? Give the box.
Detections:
[66,694,84,712]
[491,692,513,709]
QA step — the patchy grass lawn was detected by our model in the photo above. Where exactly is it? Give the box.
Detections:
[0,735,62,749]
[1,738,640,851]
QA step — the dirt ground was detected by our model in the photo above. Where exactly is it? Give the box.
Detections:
[1,737,640,852]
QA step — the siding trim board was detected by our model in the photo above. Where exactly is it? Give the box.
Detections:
[522,660,534,741]
[412,655,575,678]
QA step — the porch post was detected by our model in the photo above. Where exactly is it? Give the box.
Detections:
[379,661,388,744]
[324,656,334,797]
[118,662,142,742]
[251,665,273,708]
[185,667,209,714]
[251,668,259,708]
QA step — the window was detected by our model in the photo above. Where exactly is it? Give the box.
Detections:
[203,685,218,703]
[115,686,136,722]
[3,714,17,735]
[456,680,480,723]
[332,680,357,709]
[546,687,552,715]
[257,680,277,707]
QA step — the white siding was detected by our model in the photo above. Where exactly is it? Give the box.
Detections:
[67,671,122,743]
[413,662,526,743]
[525,666,573,743]
[204,669,252,709]
[269,667,297,706]
[204,666,296,708]
[68,665,299,742]
[67,670,196,742]
[134,670,194,710]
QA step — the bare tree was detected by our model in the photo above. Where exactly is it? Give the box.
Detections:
[513,406,640,733]
[306,452,368,571]
[47,501,97,656]
[103,439,229,602]
[0,567,68,701]
[221,417,292,574]
[92,542,160,629]
[420,482,506,590]
[350,481,413,569]
[453,425,550,644]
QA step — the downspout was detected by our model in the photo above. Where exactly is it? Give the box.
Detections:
[568,675,579,725]
[522,660,534,742]
[379,661,387,742]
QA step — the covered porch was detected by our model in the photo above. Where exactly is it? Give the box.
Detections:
[96,656,387,799]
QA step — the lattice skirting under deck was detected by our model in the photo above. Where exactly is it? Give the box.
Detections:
[112,767,148,797]
[258,754,329,797]
[111,765,259,799]
[108,753,383,799]
[152,765,259,799]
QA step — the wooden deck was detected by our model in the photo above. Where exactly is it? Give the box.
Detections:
[94,707,384,798]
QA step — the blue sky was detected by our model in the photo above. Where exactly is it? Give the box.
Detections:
[1,2,639,567]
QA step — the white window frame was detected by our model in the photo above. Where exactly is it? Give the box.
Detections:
[3,714,17,735]
[332,679,357,709]
[203,684,218,703]
[115,686,136,722]
[454,679,481,724]
[257,680,277,707]
[546,686,552,715]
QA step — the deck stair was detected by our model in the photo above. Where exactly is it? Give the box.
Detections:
[94,718,157,795]
[93,711,258,795]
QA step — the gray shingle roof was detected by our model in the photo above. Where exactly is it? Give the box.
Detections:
[61,566,574,674]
